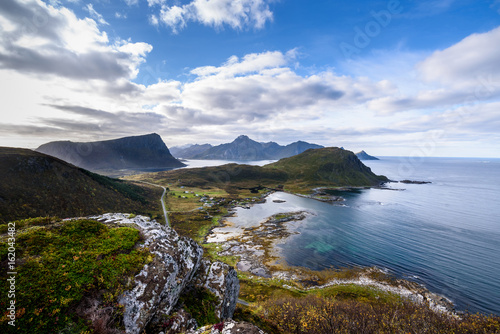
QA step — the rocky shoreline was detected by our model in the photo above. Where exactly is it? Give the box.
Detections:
[206,192,458,317]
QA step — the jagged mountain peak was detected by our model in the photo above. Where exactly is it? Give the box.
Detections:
[233,135,252,142]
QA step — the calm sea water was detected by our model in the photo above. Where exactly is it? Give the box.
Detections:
[224,157,500,315]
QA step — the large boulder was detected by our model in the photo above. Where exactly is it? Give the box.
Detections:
[91,213,204,334]
[192,259,240,320]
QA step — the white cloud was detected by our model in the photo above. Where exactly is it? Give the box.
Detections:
[159,5,187,33]
[0,0,151,80]
[149,14,159,26]
[190,50,292,77]
[165,51,394,128]
[85,3,109,26]
[115,12,127,19]
[1,0,498,157]
[417,26,500,87]
[153,0,274,32]
[367,26,500,115]
[124,0,139,6]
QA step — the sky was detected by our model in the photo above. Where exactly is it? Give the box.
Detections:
[0,0,500,157]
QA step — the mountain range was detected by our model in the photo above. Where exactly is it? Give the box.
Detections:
[170,135,324,160]
[36,133,185,172]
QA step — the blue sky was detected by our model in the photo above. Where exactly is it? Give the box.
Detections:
[1,0,500,157]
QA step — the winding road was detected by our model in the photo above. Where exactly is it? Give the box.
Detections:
[134,181,169,227]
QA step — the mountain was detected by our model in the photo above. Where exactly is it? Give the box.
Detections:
[0,147,161,222]
[193,135,269,160]
[356,150,380,160]
[279,140,325,158]
[145,147,387,194]
[186,135,323,160]
[265,147,388,188]
[35,133,185,172]
[170,143,213,159]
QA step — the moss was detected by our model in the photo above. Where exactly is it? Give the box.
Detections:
[0,219,151,333]
[179,287,220,326]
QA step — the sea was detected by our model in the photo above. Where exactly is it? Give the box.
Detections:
[184,157,500,315]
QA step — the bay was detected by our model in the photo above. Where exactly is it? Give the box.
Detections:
[224,157,500,315]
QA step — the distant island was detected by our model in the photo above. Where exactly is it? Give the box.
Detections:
[36,133,185,173]
[170,135,324,160]
[356,150,380,160]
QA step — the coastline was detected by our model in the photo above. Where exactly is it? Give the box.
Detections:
[206,190,458,316]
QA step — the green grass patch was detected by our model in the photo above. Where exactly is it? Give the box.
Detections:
[0,219,152,333]
[0,217,58,236]
[310,284,401,305]
[238,274,305,303]
[202,243,240,267]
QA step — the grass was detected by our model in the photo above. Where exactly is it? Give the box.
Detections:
[238,275,305,304]
[202,243,240,267]
[0,219,152,333]
[0,217,58,236]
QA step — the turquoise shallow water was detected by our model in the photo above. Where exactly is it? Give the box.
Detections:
[227,157,500,315]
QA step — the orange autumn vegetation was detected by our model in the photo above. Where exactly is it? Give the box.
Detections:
[256,295,500,334]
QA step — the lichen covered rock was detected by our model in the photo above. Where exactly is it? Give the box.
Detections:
[91,213,204,334]
[192,259,240,320]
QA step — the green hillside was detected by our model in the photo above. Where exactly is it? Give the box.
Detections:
[266,147,387,191]
[131,147,388,195]
[136,163,288,194]
[0,147,162,222]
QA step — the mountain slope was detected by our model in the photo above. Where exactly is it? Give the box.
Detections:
[170,144,213,159]
[0,147,161,222]
[193,135,269,160]
[36,133,185,172]
[265,147,388,188]
[191,135,324,160]
[139,147,387,194]
[356,150,380,160]
[277,141,324,159]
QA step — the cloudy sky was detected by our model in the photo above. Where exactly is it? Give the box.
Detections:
[1,0,499,157]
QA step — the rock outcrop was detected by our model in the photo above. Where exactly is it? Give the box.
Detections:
[191,259,240,320]
[91,213,202,333]
[89,213,244,334]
